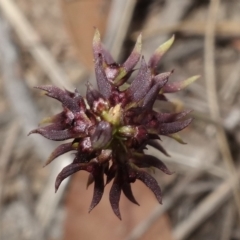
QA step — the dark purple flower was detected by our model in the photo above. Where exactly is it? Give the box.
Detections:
[29,29,199,219]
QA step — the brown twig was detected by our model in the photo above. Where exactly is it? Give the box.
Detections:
[0,0,74,90]
[0,121,20,240]
[0,121,20,195]
[220,200,235,240]
[132,21,240,40]
[172,165,240,240]
[142,0,193,61]
[0,11,70,234]
[220,55,240,105]
[104,0,137,60]
[204,0,240,218]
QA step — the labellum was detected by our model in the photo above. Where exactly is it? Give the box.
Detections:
[29,29,199,219]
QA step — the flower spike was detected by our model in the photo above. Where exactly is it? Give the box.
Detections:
[30,30,196,219]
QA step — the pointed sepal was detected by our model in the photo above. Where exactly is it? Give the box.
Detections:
[35,86,81,112]
[156,110,192,123]
[92,28,115,65]
[29,127,85,141]
[148,35,175,71]
[94,54,113,99]
[133,154,173,175]
[162,75,200,93]
[109,180,122,220]
[122,183,139,206]
[158,118,193,135]
[142,78,168,109]
[89,170,104,212]
[123,33,142,73]
[136,170,162,204]
[44,142,77,167]
[126,57,152,101]
[147,140,170,157]
[55,163,88,192]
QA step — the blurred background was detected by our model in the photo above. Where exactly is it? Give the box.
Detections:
[1,0,240,239]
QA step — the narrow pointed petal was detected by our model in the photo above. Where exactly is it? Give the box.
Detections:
[109,181,122,220]
[35,86,80,112]
[147,140,170,157]
[91,121,112,149]
[136,170,162,204]
[162,75,200,93]
[122,183,139,206]
[134,154,172,174]
[156,110,192,123]
[153,71,172,84]
[29,123,64,135]
[148,35,175,71]
[92,28,115,65]
[92,28,102,59]
[127,57,151,101]
[114,34,142,86]
[142,78,168,109]
[89,173,104,212]
[30,127,85,141]
[159,118,193,135]
[44,142,76,167]
[95,54,112,99]
[55,163,88,192]
[123,33,142,73]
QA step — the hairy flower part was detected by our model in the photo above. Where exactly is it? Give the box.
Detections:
[29,29,199,219]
